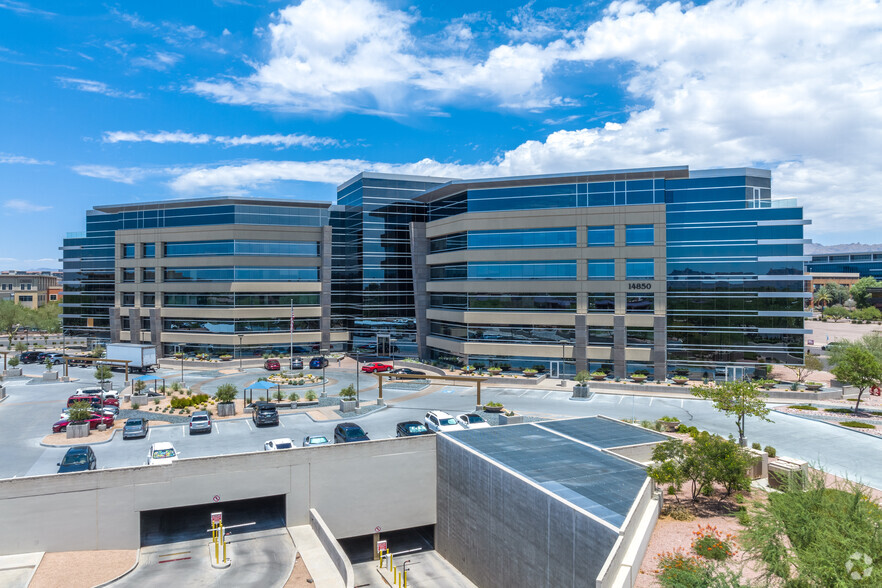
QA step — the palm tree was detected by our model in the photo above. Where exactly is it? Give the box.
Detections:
[814,290,831,310]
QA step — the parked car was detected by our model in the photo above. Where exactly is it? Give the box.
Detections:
[44,353,64,365]
[302,435,331,447]
[35,352,49,363]
[122,417,149,439]
[76,386,119,400]
[309,356,329,369]
[389,368,424,376]
[457,413,491,429]
[252,402,279,427]
[334,422,370,443]
[52,412,114,433]
[361,362,393,373]
[148,442,178,465]
[264,358,281,371]
[57,446,96,473]
[61,404,117,419]
[264,437,295,451]
[68,393,118,409]
[425,410,462,433]
[290,357,303,370]
[396,421,430,437]
[19,351,41,363]
[188,411,212,435]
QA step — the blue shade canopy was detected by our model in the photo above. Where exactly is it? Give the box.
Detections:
[244,380,277,390]
[134,374,164,382]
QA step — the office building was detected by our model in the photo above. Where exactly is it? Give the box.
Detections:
[0,271,59,309]
[807,251,882,281]
[63,165,808,377]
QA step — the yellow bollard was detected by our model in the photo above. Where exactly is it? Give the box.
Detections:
[404,569,407,588]
[390,553,393,571]
[223,536,227,562]
[215,540,219,563]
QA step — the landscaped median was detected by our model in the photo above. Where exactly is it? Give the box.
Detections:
[776,403,882,436]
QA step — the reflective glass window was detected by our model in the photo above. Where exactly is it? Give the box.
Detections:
[142,293,155,307]
[588,328,614,346]
[625,225,654,245]
[430,262,576,281]
[626,259,654,279]
[626,294,654,313]
[121,268,135,283]
[163,240,318,257]
[142,267,155,283]
[588,260,615,280]
[588,293,615,312]
[121,293,135,307]
[162,267,319,282]
[626,328,654,346]
[121,244,134,259]
[587,226,615,247]
[468,228,577,249]
[142,243,155,258]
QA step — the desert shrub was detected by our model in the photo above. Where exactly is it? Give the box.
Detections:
[215,383,238,403]
[736,509,751,525]
[131,402,140,410]
[692,524,736,561]
[288,392,300,401]
[340,384,356,400]
[677,424,689,433]
[825,407,857,414]
[751,442,761,450]
[790,404,818,411]
[840,421,875,429]
[764,445,777,457]
[305,390,317,401]
[655,549,708,587]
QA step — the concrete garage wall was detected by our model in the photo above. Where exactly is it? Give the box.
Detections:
[0,436,436,556]
[436,437,619,588]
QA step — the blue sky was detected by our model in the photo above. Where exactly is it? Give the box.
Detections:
[1,0,881,269]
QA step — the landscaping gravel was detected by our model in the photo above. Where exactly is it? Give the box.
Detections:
[116,408,190,424]
[335,404,385,419]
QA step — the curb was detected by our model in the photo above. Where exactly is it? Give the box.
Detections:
[40,428,120,448]
[93,548,140,587]
[773,409,882,440]
[22,552,44,588]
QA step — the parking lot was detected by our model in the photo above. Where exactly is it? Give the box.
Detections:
[2,364,882,491]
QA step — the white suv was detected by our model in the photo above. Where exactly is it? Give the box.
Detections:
[425,410,463,433]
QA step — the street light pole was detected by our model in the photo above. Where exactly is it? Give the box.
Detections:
[559,340,567,387]
[355,350,360,408]
[321,348,327,397]
[238,334,244,372]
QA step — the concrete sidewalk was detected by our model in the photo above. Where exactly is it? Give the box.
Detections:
[288,526,345,588]
[0,552,42,588]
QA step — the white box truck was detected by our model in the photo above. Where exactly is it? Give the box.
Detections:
[105,343,158,374]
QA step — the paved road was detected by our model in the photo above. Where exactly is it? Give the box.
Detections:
[110,528,294,588]
[2,368,880,490]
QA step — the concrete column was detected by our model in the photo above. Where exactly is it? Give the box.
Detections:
[320,225,332,352]
[613,314,626,379]
[128,309,140,343]
[653,315,667,379]
[150,308,162,352]
[574,314,587,373]
[409,221,429,361]
[109,308,122,344]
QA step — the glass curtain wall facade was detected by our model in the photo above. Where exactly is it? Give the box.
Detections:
[807,252,882,280]
[664,171,809,376]
[332,174,449,355]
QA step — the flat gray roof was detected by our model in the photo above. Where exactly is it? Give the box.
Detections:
[443,416,661,528]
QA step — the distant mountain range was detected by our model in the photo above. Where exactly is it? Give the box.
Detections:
[804,243,882,255]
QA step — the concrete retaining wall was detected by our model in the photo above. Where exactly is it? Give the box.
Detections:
[310,509,354,588]
[0,436,436,556]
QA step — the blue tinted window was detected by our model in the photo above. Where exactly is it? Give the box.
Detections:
[163,267,319,282]
[588,260,615,280]
[587,226,615,247]
[164,240,318,257]
[588,293,615,312]
[587,192,614,207]
[121,268,135,282]
[626,191,653,205]
[626,294,653,313]
[121,244,134,259]
[626,225,654,245]
[429,262,576,281]
[468,228,577,249]
[142,243,155,258]
[626,259,654,279]
[588,328,614,346]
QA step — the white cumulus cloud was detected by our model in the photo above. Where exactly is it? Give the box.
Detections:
[56,77,143,99]
[3,199,51,212]
[101,130,338,148]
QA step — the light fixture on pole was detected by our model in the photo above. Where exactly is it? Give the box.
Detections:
[238,334,244,372]
[321,348,327,397]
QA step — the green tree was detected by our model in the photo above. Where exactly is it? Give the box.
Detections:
[702,435,756,498]
[67,400,93,423]
[340,384,356,400]
[90,345,105,359]
[850,276,880,308]
[822,304,850,321]
[214,383,238,403]
[821,282,850,306]
[94,364,112,386]
[691,380,772,446]
[785,352,823,383]
[812,289,831,309]
[0,300,25,347]
[831,345,882,414]
[742,472,882,586]
[646,440,688,502]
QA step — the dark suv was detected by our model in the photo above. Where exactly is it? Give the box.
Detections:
[309,356,328,369]
[334,422,369,443]
[252,402,279,427]
[19,351,41,363]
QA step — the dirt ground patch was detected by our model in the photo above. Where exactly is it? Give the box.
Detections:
[40,420,124,446]
[283,554,314,587]
[30,550,136,588]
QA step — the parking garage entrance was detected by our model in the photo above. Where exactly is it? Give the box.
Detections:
[338,525,435,564]
[139,495,286,547]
